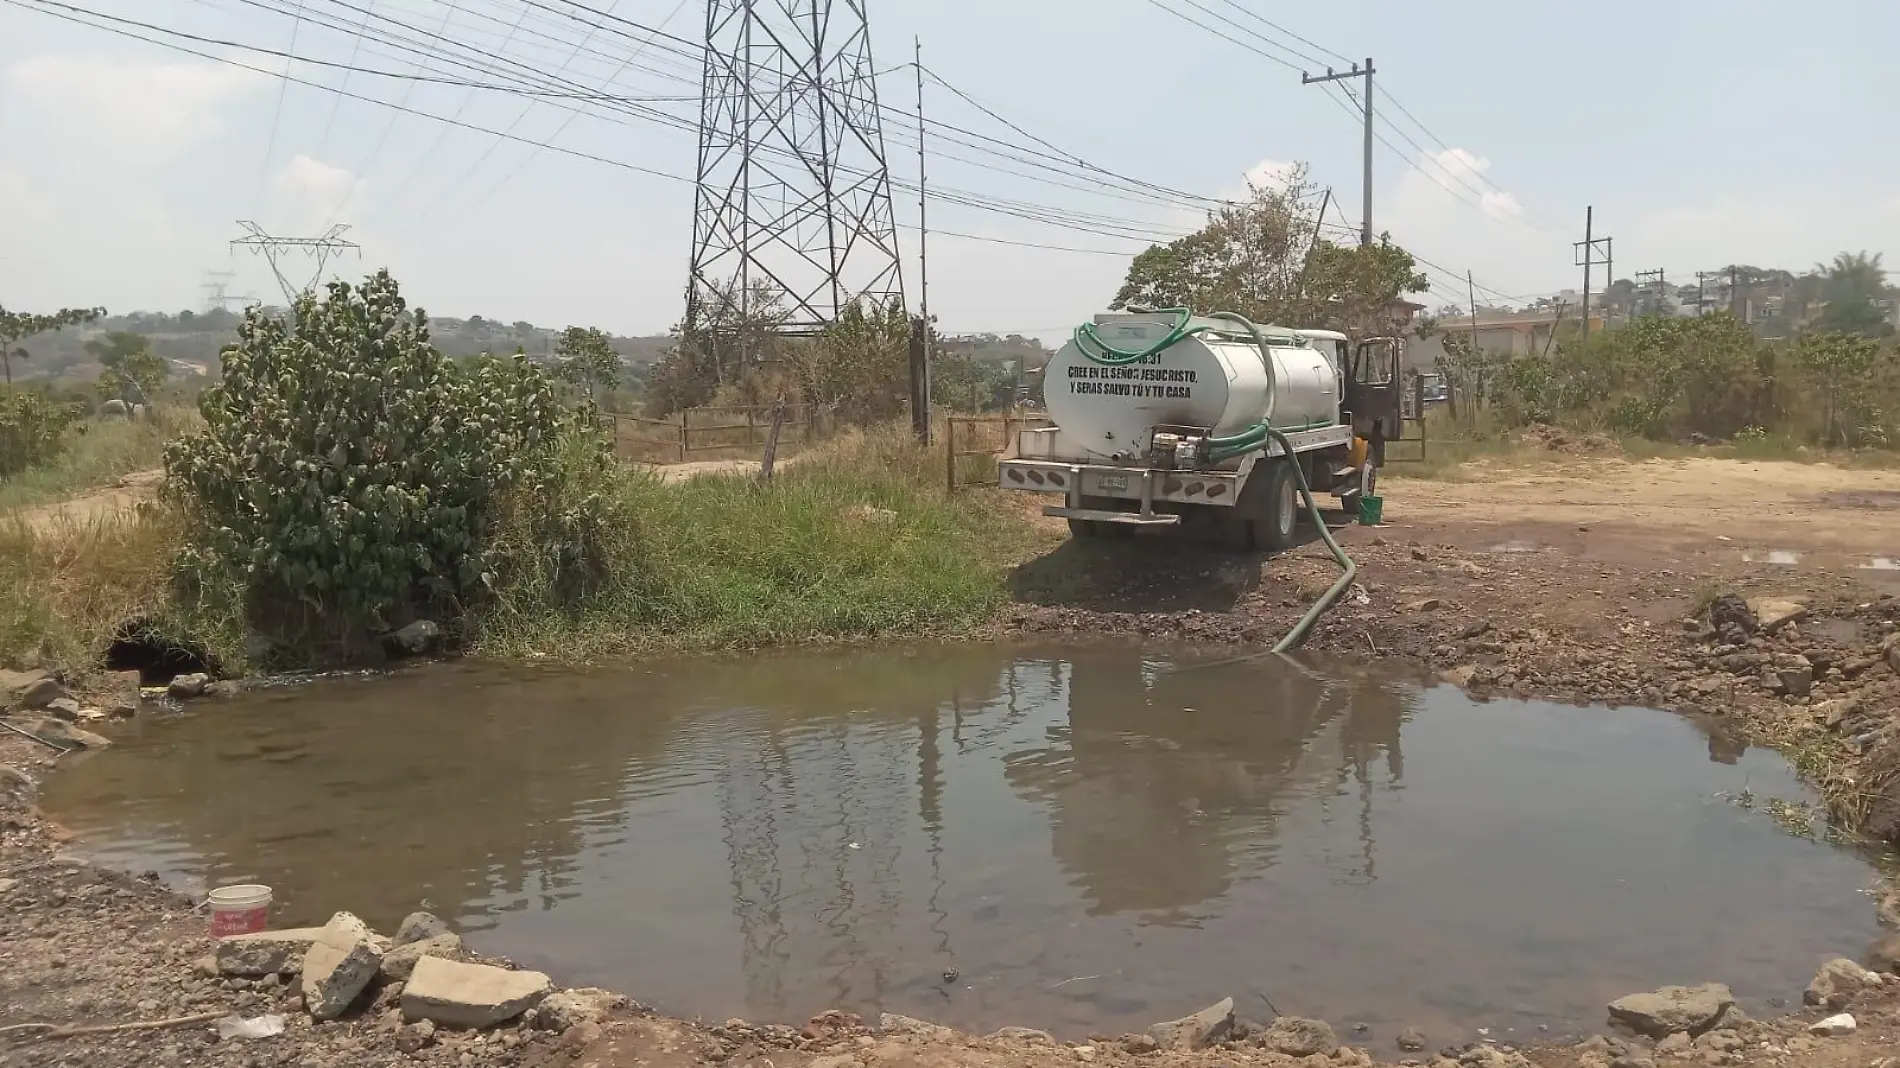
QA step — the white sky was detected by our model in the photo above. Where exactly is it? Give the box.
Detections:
[3,0,1898,340]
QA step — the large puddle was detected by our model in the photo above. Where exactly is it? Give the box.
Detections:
[41,646,1885,1043]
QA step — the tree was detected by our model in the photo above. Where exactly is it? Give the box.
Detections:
[164,269,589,641]
[0,305,104,384]
[552,326,623,402]
[786,299,909,424]
[1794,331,1883,445]
[647,279,790,416]
[1110,163,1427,334]
[1809,251,1895,338]
[86,330,169,405]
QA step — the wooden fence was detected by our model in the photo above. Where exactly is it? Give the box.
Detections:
[603,404,810,464]
[945,412,1052,492]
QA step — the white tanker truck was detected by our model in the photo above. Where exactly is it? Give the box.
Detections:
[1000,310,1411,550]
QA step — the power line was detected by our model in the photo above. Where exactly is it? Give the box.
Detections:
[192,0,1200,238]
[254,0,308,218]
[436,0,695,220]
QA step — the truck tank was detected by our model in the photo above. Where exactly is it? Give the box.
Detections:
[1043,313,1342,461]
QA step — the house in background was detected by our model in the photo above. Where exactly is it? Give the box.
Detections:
[1407,305,1604,371]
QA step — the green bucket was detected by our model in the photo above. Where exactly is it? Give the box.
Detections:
[1357,494,1384,526]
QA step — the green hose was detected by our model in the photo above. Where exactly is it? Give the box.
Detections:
[1069,307,1359,653]
[1265,426,1358,654]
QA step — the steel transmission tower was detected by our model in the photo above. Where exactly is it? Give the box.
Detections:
[231,221,360,306]
[686,0,907,353]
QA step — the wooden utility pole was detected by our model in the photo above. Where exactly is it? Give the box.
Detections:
[1302,60,1376,246]
[1466,270,1481,351]
[909,39,932,444]
[1579,206,1592,337]
[1572,207,1613,337]
[914,38,930,334]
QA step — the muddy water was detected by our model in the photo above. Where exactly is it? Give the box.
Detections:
[42,647,1885,1043]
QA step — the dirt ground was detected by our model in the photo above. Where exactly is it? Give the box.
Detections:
[8,449,1900,1068]
[15,469,165,533]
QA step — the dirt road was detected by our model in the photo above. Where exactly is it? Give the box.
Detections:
[13,470,164,533]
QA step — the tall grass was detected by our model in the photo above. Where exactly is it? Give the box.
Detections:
[470,423,1029,659]
[0,421,1038,677]
[0,407,198,512]
[0,508,181,677]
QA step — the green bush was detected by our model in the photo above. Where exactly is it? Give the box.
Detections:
[163,270,599,645]
[0,387,84,479]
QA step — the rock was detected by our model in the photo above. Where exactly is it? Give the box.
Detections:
[1815,698,1858,730]
[1772,654,1814,697]
[988,1027,1056,1045]
[1396,1027,1427,1051]
[18,675,69,710]
[1261,1017,1337,1058]
[1654,1032,1691,1057]
[1808,1013,1855,1036]
[381,933,466,982]
[0,668,51,705]
[397,1019,437,1053]
[1706,594,1756,637]
[1148,997,1234,1052]
[533,988,624,1033]
[300,912,384,1021]
[1865,932,1900,972]
[1119,1034,1160,1055]
[1441,665,1479,687]
[401,956,551,1029]
[386,621,444,657]
[18,716,112,749]
[1409,598,1444,612]
[1805,957,1880,1009]
[1609,1058,1655,1068]
[1694,1030,1743,1053]
[879,1013,954,1039]
[394,911,450,947]
[167,673,212,699]
[217,928,325,977]
[1606,984,1733,1038]
[45,697,84,722]
[1748,598,1807,632]
[1880,888,1900,929]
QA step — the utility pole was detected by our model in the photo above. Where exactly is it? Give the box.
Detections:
[1572,207,1612,337]
[1302,58,1376,246]
[909,38,931,444]
[1466,271,1481,339]
[914,39,930,338]
[1634,268,1666,317]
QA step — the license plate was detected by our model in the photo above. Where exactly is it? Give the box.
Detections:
[1097,474,1128,493]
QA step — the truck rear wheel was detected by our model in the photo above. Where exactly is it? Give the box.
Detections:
[1261,460,1300,551]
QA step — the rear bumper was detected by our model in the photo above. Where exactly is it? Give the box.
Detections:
[999,459,1241,509]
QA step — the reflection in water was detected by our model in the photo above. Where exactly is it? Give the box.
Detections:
[41,647,1883,1043]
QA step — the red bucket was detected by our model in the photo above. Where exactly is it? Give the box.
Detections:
[208,884,272,937]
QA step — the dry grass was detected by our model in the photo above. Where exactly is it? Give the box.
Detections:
[0,407,198,513]
[0,507,182,679]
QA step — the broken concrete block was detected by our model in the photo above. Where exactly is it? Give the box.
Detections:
[1148,997,1234,1051]
[300,912,384,1020]
[401,956,551,1029]
[380,933,466,982]
[217,927,324,977]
